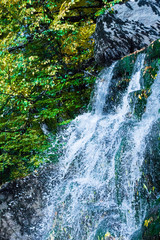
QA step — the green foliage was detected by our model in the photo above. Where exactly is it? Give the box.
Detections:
[95,0,124,16]
[142,200,160,239]
[0,0,119,183]
[131,39,160,120]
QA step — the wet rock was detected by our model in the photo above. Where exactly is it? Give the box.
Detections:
[143,119,160,193]
[0,164,59,240]
[103,55,135,113]
[105,236,115,240]
[132,201,160,240]
[128,89,149,119]
[131,119,160,240]
[94,0,160,65]
[130,229,142,240]
[141,202,160,240]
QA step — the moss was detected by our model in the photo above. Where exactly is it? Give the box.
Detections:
[129,89,151,120]
[130,229,142,240]
[145,40,160,62]
[126,39,160,120]
[142,201,160,240]
[103,55,136,113]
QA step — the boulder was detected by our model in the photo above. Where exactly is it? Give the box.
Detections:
[94,0,160,65]
[0,164,59,240]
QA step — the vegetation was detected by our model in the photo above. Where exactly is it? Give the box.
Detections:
[142,200,160,240]
[0,0,123,184]
[131,40,160,119]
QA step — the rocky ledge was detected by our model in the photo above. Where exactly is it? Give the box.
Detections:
[94,0,160,65]
[0,164,59,240]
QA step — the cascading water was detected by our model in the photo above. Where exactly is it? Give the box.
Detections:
[47,54,160,240]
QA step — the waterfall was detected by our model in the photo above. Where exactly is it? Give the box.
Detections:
[47,54,160,240]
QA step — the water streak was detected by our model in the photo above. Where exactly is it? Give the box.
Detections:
[48,54,159,240]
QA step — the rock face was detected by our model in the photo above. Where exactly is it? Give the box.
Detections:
[94,0,160,65]
[0,164,59,240]
[144,120,160,192]
[141,202,160,240]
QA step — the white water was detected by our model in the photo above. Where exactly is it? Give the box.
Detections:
[47,54,160,240]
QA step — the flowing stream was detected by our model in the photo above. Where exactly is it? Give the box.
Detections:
[47,54,160,240]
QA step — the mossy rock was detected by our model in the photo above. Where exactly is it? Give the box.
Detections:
[142,39,160,89]
[142,201,160,240]
[103,55,136,113]
[129,89,151,120]
[130,229,142,240]
[142,119,160,193]
[145,40,160,62]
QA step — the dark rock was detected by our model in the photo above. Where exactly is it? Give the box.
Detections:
[141,202,160,240]
[94,0,160,65]
[131,119,160,240]
[0,164,59,240]
[129,89,149,119]
[103,54,136,113]
[143,119,160,193]
[130,229,142,240]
